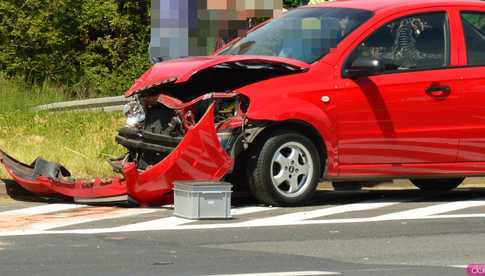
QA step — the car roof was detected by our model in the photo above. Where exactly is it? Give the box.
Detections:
[310,0,485,12]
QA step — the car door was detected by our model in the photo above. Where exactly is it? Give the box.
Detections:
[336,11,461,165]
[455,10,485,162]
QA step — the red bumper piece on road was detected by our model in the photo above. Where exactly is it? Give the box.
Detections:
[0,104,232,206]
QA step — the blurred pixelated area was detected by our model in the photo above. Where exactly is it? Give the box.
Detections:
[150,0,284,61]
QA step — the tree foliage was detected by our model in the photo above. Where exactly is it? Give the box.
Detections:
[463,13,485,30]
[283,0,310,9]
[0,0,310,97]
[0,0,150,97]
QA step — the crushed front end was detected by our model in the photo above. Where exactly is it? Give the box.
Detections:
[113,91,248,205]
[0,94,244,206]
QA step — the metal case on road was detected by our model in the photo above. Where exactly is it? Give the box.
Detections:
[173,181,232,219]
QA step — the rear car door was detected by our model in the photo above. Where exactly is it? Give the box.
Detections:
[336,11,461,165]
[455,10,485,161]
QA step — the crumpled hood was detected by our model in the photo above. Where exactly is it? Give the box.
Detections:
[125,55,310,97]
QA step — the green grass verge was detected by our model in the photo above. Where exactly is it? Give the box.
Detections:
[0,76,126,179]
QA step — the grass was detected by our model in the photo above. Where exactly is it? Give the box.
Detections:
[0,76,126,179]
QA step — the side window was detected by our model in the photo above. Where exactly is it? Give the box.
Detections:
[461,12,485,66]
[346,12,449,73]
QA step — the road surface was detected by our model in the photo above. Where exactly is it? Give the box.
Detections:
[0,181,483,275]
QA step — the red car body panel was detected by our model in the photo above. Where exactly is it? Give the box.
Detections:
[456,65,485,162]
[2,0,485,205]
[325,1,485,178]
[125,55,310,97]
[0,104,232,206]
[236,63,340,176]
[335,69,463,165]
[239,0,485,178]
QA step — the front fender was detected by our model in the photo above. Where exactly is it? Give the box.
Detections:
[244,96,338,175]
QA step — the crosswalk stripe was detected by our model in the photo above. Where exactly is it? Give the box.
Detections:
[44,199,422,233]
[207,271,340,276]
[231,206,278,216]
[449,265,468,269]
[112,216,192,231]
[243,201,401,227]
[0,207,160,236]
[32,207,159,231]
[372,199,485,220]
[2,196,485,236]
[60,216,193,234]
[422,214,485,219]
[45,206,278,234]
[50,200,404,234]
[0,203,86,216]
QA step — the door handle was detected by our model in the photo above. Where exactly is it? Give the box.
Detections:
[426,85,450,96]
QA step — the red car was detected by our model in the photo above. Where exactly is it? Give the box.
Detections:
[2,0,485,206]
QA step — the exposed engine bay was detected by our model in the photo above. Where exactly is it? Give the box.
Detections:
[116,92,248,172]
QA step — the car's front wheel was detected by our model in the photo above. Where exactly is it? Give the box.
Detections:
[410,178,464,191]
[247,130,322,206]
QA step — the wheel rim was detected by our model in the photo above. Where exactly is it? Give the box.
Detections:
[270,141,314,198]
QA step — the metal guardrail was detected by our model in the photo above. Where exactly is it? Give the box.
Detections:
[35,96,131,112]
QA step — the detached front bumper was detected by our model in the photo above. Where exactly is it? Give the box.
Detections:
[0,104,232,206]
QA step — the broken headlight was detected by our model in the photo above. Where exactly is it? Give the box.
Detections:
[123,100,146,128]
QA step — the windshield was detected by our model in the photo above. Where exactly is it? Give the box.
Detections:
[219,8,373,64]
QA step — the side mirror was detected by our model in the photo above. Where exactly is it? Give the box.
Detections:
[343,58,384,78]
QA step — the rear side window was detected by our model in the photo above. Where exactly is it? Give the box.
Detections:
[346,12,449,73]
[461,12,485,66]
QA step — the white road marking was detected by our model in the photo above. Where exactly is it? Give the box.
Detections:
[2,197,485,236]
[243,201,400,227]
[31,208,159,231]
[112,216,193,231]
[0,203,86,216]
[47,200,405,234]
[424,214,485,219]
[449,265,468,269]
[373,199,485,220]
[0,207,160,236]
[29,212,484,236]
[207,271,340,276]
[60,216,195,234]
[38,206,277,235]
[231,206,278,216]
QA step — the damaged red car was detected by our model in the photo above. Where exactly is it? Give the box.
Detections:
[3,0,485,206]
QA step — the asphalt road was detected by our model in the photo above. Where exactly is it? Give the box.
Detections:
[0,180,484,276]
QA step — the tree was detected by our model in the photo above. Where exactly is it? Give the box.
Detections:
[283,0,310,9]
[0,0,151,97]
[0,0,311,96]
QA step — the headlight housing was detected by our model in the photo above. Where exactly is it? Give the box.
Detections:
[123,100,146,127]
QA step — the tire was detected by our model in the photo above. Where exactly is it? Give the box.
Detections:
[247,130,322,206]
[410,178,464,191]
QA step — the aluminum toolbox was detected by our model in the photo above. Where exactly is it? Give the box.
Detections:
[173,181,233,219]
